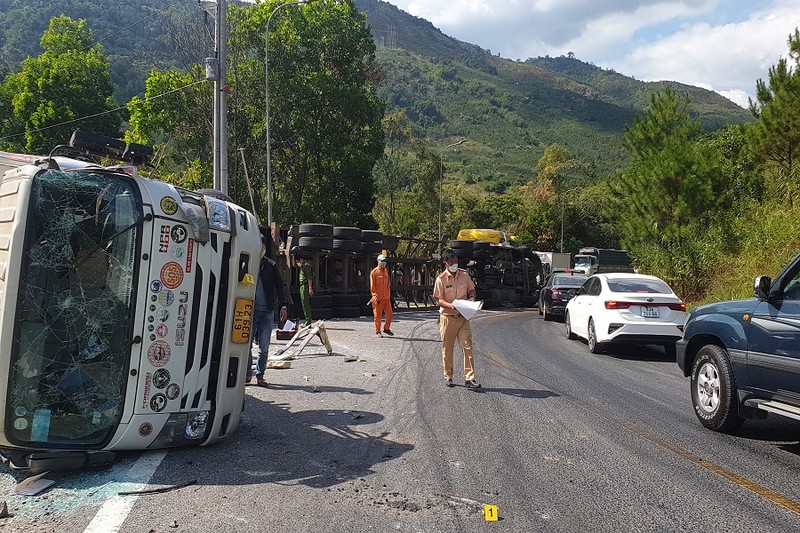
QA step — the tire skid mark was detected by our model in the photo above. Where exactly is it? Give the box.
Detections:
[474,312,800,517]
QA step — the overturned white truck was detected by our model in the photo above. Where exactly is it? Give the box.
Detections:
[0,133,261,472]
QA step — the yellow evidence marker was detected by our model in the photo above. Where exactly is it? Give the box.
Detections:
[483,504,499,522]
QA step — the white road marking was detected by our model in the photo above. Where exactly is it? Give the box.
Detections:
[83,450,167,533]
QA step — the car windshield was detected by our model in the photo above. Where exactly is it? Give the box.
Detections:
[8,170,142,448]
[553,275,587,287]
[607,278,672,294]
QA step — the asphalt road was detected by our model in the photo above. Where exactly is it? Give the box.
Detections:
[3,308,800,532]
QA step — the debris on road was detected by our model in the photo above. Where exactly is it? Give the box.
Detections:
[117,479,197,496]
[15,471,55,496]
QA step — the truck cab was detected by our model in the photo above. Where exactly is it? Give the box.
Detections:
[0,138,261,471]
[573,247,634,275]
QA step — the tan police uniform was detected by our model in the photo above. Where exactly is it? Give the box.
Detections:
[432,268,477,381]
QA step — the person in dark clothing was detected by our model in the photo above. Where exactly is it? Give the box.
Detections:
[247,233,290,387]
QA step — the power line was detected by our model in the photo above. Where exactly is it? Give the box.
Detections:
[0,79,206,143]
[92,0,189,49]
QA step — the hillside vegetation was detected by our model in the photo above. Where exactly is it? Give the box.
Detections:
[1,0,794,308]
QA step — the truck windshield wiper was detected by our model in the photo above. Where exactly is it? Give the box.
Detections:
[74,213,152,270]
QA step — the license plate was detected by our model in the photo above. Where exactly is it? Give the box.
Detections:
[641,306,659,318]
[232,298,253,343]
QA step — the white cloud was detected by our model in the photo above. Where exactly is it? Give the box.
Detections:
[606,8,797,108]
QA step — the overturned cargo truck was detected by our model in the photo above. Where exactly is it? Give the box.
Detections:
[0,136,261,472]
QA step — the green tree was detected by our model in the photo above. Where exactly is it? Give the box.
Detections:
[613,89,728,298]
[372,110,414,231]
[125,68,212,188]
[0,15,119,153]
[747,29,800,207]
[228,0,385,226]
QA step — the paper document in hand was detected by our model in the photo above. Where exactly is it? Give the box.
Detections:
[453,299,483,320]
[282,319,295,331]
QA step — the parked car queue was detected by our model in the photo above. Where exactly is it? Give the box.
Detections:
[535,260,800,435]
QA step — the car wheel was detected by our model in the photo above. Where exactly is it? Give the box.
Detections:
[538,300,543,316]
[587,319,603,354]
[543,303,550,321]
[565,312,577,340]
[690,344,744,432]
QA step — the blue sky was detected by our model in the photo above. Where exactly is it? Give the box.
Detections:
[383,0,800,108]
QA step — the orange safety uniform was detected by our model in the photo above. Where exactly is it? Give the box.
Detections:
[432,268,477,381]
[370,265,393,333]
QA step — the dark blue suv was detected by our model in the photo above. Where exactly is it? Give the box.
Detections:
[676,253,800,432]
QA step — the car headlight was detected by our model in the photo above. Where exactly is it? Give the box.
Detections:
[207,201,230,231]
[185,411,209,440]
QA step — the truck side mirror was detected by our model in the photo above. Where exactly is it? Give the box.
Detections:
[754,275,771,299]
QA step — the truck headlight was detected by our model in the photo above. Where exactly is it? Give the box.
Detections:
[185,411,209,440]
[207,201,230,231]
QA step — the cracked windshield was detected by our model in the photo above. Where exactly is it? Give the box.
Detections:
[9,171,141,447]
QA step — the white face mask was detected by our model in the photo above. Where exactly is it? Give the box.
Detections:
[448,263,458,273]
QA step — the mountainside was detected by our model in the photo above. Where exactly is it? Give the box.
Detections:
[356,0,752,188]
[0,0,753,189]
[0,0,208,102]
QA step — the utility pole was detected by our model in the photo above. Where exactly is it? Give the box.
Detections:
[203,0,229,193]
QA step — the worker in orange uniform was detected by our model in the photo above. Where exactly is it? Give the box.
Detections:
[370,254,394,337]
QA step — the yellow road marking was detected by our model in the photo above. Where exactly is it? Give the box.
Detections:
[479,336,800,517]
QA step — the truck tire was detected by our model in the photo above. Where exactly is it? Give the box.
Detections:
[361,229,383,242]
[565,312,577,339]
[299,223,333,237]
[690,344,744,432]
[298,236,332,249]
[332,226,361,239]
[310,294,333,309]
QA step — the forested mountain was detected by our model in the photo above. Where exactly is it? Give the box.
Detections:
[0,0,752,189]
[355,0,751,188]
[0,0,213,102]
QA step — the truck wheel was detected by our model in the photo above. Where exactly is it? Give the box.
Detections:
[587,319,603,354]
[565,312,577,340]
[690,345,744,432]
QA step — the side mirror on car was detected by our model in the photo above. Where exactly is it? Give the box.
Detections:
[754,275,771,299]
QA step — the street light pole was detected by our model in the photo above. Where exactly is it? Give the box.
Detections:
[559,187,581,253]
[438,139,466,257]
[266,0,312,227]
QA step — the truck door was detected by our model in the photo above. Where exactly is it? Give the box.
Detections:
[747,264,800,402]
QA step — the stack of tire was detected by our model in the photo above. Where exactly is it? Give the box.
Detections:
[332,293,361,318]
[288,293,334,321]
[361,230,383,255]
[331,226,363,253]
[448,240,473,269]
[297,223,333,251]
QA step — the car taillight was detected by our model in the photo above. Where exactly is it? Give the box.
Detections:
[667,302,686,312]
[605,301,631,309]
[552,289,562,296]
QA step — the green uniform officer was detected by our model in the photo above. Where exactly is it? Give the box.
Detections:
[291,246,314,326]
